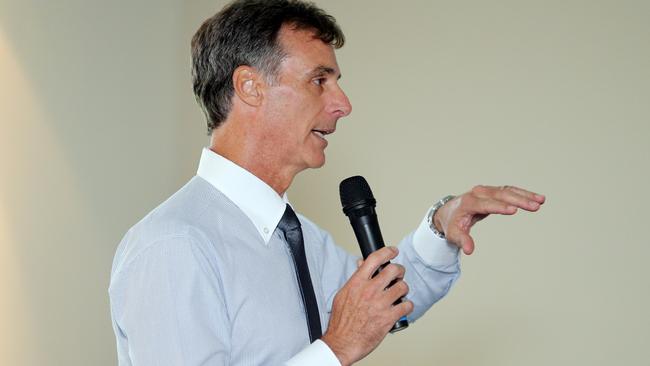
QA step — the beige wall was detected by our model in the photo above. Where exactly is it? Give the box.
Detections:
[0,0,196,364]
[1,0,648,365]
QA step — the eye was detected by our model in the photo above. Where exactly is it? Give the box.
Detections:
[313,77,326,86]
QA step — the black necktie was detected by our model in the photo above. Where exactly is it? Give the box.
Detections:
[277,204,322,343]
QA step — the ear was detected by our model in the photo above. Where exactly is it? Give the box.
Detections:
[232,66,264,107]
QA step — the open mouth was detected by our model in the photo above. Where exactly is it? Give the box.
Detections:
[311,129,334,140]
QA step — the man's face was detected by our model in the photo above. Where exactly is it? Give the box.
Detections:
[259,26,352,172]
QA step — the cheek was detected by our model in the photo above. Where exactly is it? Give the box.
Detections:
[264,86,322,139]
[266,89,309,126]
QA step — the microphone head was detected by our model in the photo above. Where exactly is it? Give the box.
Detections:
[339,175,376,215]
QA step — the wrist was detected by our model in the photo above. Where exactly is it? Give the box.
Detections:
[427,195,455,239]
[321,333,353,366]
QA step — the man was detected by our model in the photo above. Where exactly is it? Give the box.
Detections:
[109,1,545,365]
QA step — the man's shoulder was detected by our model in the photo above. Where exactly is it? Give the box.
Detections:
[129,176,219,237]
[110,176,235,277]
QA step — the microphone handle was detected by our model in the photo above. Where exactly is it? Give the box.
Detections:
[348,212,409,333]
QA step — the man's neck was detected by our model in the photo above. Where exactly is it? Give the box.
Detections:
[210,125,298,196]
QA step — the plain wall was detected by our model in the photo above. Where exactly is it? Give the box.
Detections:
[2,0,649,365]
[0,0,195,364]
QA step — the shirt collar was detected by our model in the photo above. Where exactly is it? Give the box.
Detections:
[196,148,289,245]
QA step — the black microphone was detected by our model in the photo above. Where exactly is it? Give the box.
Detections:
[339,175,409,333]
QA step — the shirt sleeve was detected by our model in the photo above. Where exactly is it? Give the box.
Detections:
[109,235,231,365]
[285,340,341,366]
[412,206,460,267]
[393,209,461,321]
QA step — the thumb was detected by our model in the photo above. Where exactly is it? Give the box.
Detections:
[458,232,475,255]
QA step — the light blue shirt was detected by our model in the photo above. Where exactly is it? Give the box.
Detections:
[109,149,460,365]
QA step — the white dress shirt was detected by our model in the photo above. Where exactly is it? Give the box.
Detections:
[197,148,458,365]
[109,148,460,366]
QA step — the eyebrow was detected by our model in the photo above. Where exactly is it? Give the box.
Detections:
[308,65,342,80]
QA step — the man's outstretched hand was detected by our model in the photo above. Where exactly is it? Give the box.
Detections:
[434,185,546,255]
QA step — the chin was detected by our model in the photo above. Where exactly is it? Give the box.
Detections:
[308,159,326,169]
[306,153,326,169]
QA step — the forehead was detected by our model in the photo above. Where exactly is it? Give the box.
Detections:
[276,25,340,77]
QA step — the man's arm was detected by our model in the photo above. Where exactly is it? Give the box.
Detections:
[109,236,231,365]
[310,184,545,365]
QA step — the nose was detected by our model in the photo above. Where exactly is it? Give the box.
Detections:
[329,84,352,118]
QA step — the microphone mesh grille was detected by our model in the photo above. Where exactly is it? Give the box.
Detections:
[339,175,375,210]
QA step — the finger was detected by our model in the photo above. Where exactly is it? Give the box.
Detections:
[501,185,546,204]
[383,280,409,305]
[460,232,475,255]
[474,185,545,208]
[483,186,540,212]
[374,263,405,290]
[390,299,414,322]
[357,247,398,280]
[472,197,518,215]
[448,228,475,255]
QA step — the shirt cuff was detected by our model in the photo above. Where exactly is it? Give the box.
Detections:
[285,340,341,366]
[412,207,460,267]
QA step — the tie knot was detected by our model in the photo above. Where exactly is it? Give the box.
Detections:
[277,204,301,233]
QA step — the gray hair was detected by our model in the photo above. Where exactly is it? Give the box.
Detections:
[191,0,345,134]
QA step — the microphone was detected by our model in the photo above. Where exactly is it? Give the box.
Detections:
[339,175,409,333]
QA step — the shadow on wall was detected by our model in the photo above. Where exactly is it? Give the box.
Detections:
[1,25,50,366]
[0,1,188,364]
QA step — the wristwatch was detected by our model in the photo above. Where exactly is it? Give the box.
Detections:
[426,195,456,239]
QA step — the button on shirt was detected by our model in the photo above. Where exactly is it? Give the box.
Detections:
[109,148,460,365]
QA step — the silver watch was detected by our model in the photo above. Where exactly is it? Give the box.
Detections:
[426,195,456,239]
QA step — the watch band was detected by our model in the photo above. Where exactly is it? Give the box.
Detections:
[427,195,456,239]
